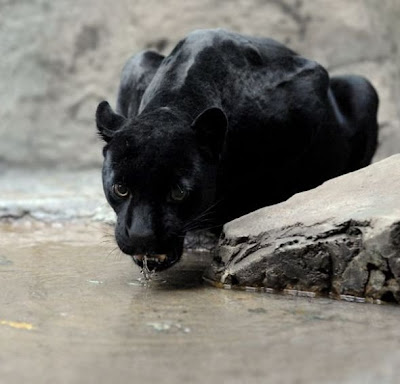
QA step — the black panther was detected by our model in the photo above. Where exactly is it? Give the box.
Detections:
[96,29,378,272]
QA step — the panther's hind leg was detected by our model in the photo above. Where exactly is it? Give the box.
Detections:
[330,75,379,171]
[116,50,164,118]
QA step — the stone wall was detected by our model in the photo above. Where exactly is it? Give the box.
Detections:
[1,0,399,169]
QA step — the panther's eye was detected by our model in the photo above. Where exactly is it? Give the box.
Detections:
[113,184,130,198]
[170,184,188,202]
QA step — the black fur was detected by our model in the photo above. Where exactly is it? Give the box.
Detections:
[96,29,379,271]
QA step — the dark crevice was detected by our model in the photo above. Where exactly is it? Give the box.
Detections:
[383,259,395,280]
[315,220,369,241]
[221,235,249,247]
[389,222,400,247]
[230,275,239,286]
[324,251,335,295]
[381,291,397,303]
[232,243,264,265]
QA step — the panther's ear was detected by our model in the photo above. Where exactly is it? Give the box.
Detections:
[191,107,228,160]
[96,101,126,143]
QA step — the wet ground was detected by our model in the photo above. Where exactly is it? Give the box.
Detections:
[1,221,400,384]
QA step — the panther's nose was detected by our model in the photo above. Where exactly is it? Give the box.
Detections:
[126,221,153,239]
[126,205,156,253]
[128,231,156,252]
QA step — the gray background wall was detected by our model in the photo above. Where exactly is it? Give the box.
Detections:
[1,0,399,170]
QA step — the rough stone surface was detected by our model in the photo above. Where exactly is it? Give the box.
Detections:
[1,0,399,169]
[205,155,400,303]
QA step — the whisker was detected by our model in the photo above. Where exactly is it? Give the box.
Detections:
[105,246,124,261]
[180,199,223,233]
[186,199,222,222]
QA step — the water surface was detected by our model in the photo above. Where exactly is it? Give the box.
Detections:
[1,221,399,383]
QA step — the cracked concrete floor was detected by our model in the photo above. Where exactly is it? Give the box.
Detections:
[1,171,400,384]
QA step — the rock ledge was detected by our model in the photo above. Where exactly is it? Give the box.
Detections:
[205,155,400,303]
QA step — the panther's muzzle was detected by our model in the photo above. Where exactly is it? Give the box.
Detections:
[132,251,181,271]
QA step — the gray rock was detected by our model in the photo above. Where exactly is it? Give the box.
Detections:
[204,155,400,303]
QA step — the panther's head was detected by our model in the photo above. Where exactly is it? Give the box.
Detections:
[96,101,227,271]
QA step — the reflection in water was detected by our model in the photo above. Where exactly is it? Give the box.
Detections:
[1,221,400,383]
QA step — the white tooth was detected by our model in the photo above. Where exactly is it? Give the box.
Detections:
[138,254,168,263]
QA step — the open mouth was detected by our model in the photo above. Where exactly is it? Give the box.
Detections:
[132,252,180,272]
[133,254,167,264]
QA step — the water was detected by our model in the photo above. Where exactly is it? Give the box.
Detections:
[1,220,400,383]
[141,255,154,281]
